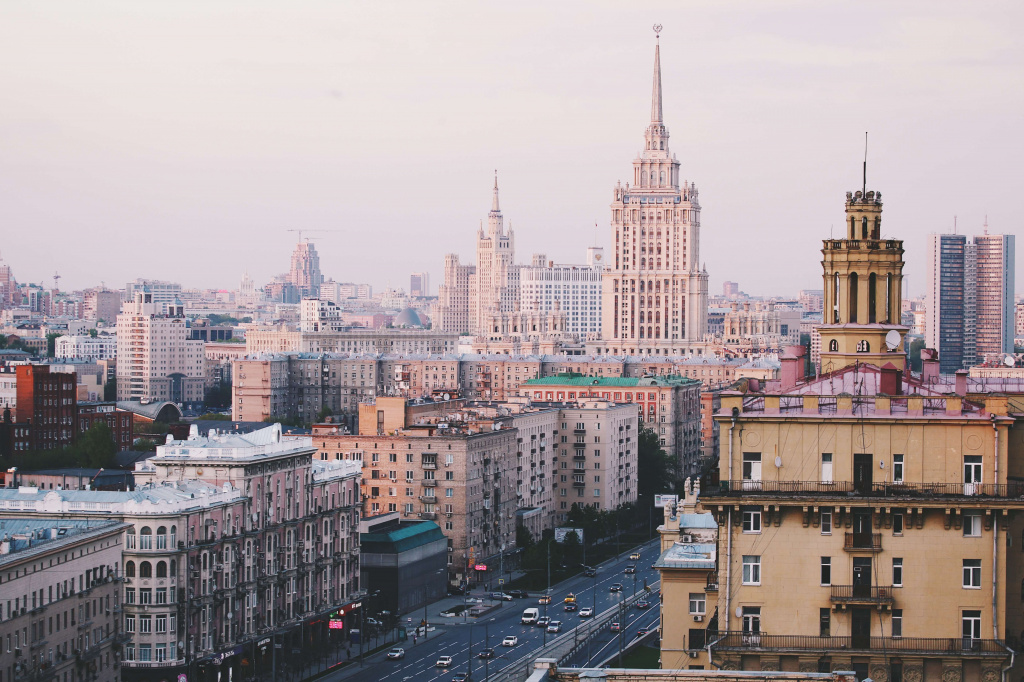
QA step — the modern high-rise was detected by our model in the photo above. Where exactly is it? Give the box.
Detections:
[599,32,709,355]
[409,272,430,298]
[926,231,1015,372]
[435,254,475,334]
[124,279,182,314]
[115,291,206,405]
[84,287,123,323]
[519,247,604,337]
[288,240,323,298]
[972,233,1015,359]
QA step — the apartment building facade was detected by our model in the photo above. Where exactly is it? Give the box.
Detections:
[115,292,205,405]
[0,518,127,682]
[0,425,363,682]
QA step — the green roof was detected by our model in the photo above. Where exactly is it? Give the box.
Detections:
[361,521,446,554]
[522,373,699,388]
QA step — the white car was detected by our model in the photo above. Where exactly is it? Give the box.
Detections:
[501,636,518,647]
[386,648,405,660]
[579,607,594,618]
[436,655,453,667]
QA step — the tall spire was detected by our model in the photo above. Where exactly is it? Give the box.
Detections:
[491,170,501,213]
[651,24,663,124]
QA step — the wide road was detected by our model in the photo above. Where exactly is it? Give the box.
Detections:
[329,538,663,682]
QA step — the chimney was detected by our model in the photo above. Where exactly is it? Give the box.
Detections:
[779,345,806,390]
[921,348,939,385]
[879,363,902,396]
[955,369,968,397]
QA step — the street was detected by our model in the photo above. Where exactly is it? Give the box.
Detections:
[327,538,662,682]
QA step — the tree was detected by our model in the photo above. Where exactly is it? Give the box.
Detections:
[75,422,117,468]
[316,405,334,423]
[516,524,534,549]
[46,332,62,357]
[88,328,98,338]
[908,338,926,373]
[637,425,678,499]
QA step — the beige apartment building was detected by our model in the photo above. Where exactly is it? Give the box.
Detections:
[245,327,457,356]
[0,518,128,682]
[313,397,518,588]
[115,291,205,405]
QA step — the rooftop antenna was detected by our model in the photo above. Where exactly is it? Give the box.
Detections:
[983,214,988,235]
[862,131,868,194]
[953,215,957,235]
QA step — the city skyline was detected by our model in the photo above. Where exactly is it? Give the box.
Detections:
[1,2,1020,297]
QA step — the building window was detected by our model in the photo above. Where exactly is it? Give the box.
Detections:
[963,559,982,588]
[125,616,135,633]
[139,616,151,634]
[820,557,831,586]
[963,513,981,537]
[893,512,904,535]
[742,556,761,585]
[689,593,706,615]
[742,509,761,533]
[742,453,761,484]
[893,558,903,587]
[893,454,904,483]
[821,453,833,483]
[820,511,832,535]
[819,608,830,637]
[962,610,982,642]
[892,609,903,637]
[741,606,761,634]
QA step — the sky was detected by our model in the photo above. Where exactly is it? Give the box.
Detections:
[1,1,1021,298]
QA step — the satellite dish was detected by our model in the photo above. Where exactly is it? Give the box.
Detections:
[884,330,901,351]
[1005,355,1016,367]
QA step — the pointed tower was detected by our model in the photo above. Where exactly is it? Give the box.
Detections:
[818,184,907,374]
[473,171,518,334]
[600,26,709,356]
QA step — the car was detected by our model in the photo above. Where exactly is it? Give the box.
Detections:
[490,592,513,601]
[636,600,651,610]
[564,603,578,612]
[610,622,621,632]
[501,636,518,647]
[367,617,382,627]
[547,620,563,633]
[477,648,496,659]
[583,567,597,578]
[564,593,576,603]
[466,597,483,604]
[610,583,623,592]
[386,648,405,660]
[538,595,552,605]
[629,551,641,560]
[625,565,637,574]
[536,616,551,627]
[637,628,651,637]
[579,607,594,618]
[507,589,528,599]
[451,675,469,682]
[436,655,453,667]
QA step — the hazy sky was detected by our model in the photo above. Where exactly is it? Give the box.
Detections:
[1,1,1021,298]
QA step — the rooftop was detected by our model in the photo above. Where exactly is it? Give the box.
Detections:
[523,373,700,388]
[150,423,316,462]
[0,518,127,565]
[654,542,717,570]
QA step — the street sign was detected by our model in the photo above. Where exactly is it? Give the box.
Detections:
[498,578,504,585]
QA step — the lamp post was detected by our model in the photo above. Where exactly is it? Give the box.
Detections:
[423,568,444,641]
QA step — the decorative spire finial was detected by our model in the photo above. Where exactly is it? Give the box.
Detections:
[491,170,500,213]
[651,25,663,124]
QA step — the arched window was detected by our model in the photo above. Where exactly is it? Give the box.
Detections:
[829,339,839,352]
[156,526,167,550]
[156,561,167,578]
[139,561,152,578]
[856,340,870,352]
[170,559,177,576]
[848,273,858,323]
[125,561,136,578]
[868,273,877,324]
[660,171,665,185]
[659,141,664,150]
[170,525,177,547]
[139,526,152,550]
[861,216,868,239]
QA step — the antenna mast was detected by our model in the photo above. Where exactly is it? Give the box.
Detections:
[862,131,868,194]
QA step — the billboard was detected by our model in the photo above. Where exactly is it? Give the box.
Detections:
[554,527,584,544]
[654,494,678,509]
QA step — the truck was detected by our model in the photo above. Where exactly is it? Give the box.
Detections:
[521,608,539,625]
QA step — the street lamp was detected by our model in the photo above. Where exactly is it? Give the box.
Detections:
[423,568,445,641]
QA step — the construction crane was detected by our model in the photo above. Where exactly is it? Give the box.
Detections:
[286,229,341,242]
[53,271,61,292]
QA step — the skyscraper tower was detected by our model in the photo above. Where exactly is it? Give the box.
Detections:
[471,173,518,333]
[600,27,709,355]
[289,240,323,299]
[818,181,907,373]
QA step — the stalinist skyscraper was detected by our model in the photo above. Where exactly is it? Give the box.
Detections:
[598,28,708,356]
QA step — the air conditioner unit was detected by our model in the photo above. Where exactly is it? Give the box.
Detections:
[680,534,693,543]
[693,614,703,622]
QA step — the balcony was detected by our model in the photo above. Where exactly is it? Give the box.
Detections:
[844,532,882,552]
[705,572,719,592]
[573,452,587,460]
[572,481,585,488]
[830,584,894,606]
[703,480,1024,502]
[419,495,437,504]
[710,632,1009,657]
[574,428,586,434]
[573,442,587,450]
[422,479,437,487]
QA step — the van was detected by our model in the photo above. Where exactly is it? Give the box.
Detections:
[521,608,539,625]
